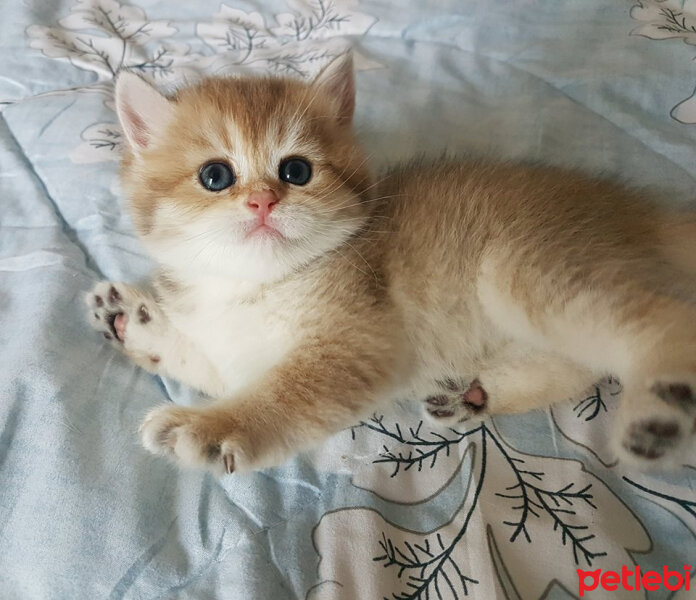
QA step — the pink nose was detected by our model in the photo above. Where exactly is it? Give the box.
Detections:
[246,190,279,218]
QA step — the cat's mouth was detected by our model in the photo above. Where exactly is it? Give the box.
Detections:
[243,219,285,241]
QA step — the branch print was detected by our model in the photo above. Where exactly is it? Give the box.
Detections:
[311,416,650,599]
[27,0,380,164]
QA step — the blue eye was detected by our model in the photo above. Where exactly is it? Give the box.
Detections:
[199,162,235,191]
[279,158,312,186]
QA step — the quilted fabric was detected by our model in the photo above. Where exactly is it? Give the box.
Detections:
[1,1,695,598]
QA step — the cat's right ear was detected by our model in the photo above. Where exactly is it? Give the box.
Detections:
[115,71,174,151]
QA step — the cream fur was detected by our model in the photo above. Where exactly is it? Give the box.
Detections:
[86,57,696,474]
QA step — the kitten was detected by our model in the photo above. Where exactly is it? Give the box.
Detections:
[86,54,696,474]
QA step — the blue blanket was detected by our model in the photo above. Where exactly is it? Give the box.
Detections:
[1,1,695,598]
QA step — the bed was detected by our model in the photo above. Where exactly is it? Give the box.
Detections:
[1,0,695,598]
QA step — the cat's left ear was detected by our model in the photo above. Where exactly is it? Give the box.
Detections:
[312,52,355,124]
[115,71,175,151]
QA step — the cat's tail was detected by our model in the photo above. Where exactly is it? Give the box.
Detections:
[658,212,696,279]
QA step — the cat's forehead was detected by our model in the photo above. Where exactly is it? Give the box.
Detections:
[172,77,328,162]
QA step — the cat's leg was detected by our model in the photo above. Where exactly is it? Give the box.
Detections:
[138,329,397,474]
[86,281,225,396]
[477,251,696,466]
[423,349,596,427]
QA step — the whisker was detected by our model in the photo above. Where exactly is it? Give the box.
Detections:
[308,152,374,204]
[342,239,379,283]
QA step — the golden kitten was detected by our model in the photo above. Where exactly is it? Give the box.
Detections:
[86,54,696,474]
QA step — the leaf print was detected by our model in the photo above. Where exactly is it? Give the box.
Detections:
[624,467,696,535]
[551,377,622,467]
[26,0,382,164]
[629,1,696,123]
[631,0,696,45]
[310,423,650,599]
[26,0,195,82]
[307,406,471,504]
[197,1,377,78]
[310,441,504,600]
[271,0,377,42]
[671,86,696,123]
[197,6,272,65]
[69,121,122,164]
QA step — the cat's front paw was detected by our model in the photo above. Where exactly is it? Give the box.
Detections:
[140,405,247,474]
[422,378,488,426]
[86,281,164,370]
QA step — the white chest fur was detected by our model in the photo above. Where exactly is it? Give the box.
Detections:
[163,276,297,396]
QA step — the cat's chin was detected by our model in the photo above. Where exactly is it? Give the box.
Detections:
[144,233,308,284]
[196,259,295,284]
[142,209,366,284]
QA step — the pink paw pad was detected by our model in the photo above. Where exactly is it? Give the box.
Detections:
[462,379,487,410]
[114,313,128,342]
[424,377,488,423]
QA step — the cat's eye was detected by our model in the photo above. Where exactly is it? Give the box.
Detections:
[199,162,235,192]
[279,158,312,186]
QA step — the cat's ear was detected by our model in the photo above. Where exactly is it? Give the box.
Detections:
[312,52,355,124]
[115,71,175,151]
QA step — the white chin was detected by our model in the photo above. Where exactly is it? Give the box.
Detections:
[148,236,298,283]
[143,207,363,283]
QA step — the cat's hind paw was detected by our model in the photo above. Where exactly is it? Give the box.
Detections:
[422,378,488,427]
[621,419,684,461]
[618,375,696,466]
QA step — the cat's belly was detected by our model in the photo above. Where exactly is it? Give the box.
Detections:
[388,303,511,405]
[168,301,296,397]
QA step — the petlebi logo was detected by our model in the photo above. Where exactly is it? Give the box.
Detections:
[577,564,692,596]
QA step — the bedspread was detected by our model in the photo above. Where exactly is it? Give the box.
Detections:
[1,1,696,599]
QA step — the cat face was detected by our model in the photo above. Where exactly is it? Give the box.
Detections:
[115,55,371,282]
